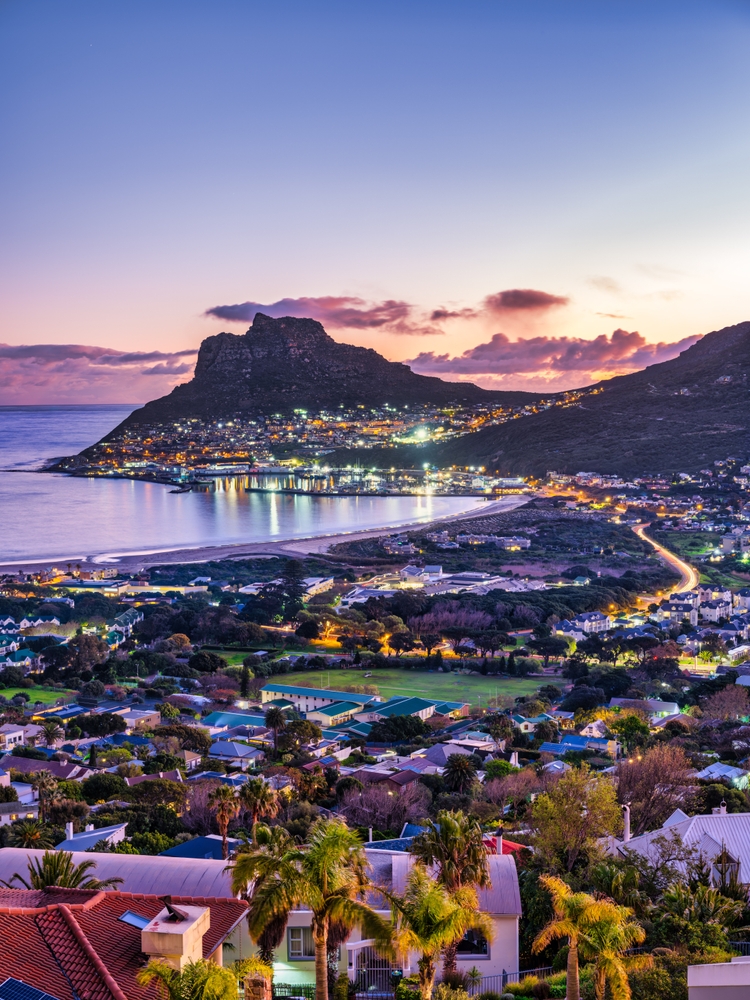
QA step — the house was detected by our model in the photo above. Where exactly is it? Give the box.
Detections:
[0,884,246,995]
[610,803,750,881]
[558,732,621,758]
[694,761,750,789]
[112,607,144,635]
[209,740,265,769]
[257,849,521,987]
[55,820,127,852]
[0,800,39,826]
[556,620,586,642]
[609,697,680,719]
[303,576,335,599]
[0,756,93,782]
[701,599,732,623]
[356,696,438,725]
[658,602,699,627]
[399,565,424,585]
[580,719,608,738]
[729,645,750,664]
[0,649,35,670]
[176,749,203,771]
[125,770,184,788]
[572,611,613,634]
[510,713,555,734]
[687,955,750,998]
[0,725,26,752]
[160,833,244,860]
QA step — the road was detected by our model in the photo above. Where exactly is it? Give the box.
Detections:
[633,523,700,592]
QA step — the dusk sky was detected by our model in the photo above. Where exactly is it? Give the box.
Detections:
[2,0,750,403]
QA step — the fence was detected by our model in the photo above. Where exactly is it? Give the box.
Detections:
[467,968,554,994]
[730,941,750,956]
[273,985,316,1000]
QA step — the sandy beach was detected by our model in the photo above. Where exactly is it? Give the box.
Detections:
[0,495,531,575]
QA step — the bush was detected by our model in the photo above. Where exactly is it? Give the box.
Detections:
[81,772,128,804]
[433,985,469,1000]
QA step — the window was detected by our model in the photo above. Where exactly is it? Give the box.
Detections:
[288,927,316,960]
[119,910,151,930]
[456,928,489,957]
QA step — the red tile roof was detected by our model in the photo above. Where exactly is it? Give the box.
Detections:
[0,886,247,1000]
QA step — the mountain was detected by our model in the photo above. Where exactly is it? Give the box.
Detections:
[119,313,536,426]
[422,320,750,476]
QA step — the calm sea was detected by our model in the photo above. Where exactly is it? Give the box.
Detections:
[0,405,484,563]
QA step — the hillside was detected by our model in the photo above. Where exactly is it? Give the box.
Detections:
[420,320,750,476]
[119,313,536,426]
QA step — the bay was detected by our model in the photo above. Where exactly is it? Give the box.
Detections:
[0,406,484,563]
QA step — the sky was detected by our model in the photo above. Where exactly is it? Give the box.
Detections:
[1,0,750,403]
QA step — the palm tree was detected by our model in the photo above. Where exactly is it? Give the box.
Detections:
[410,810,490,976]
[233,817,391,1000]
[6,850,123,889]
[232,824,294,970]
[390,863,494,1000]
[579,904,648,1000]
[533,875,612,1000]
[8,819,53,850]
[238,777,280,842]
[264,707,287,757]
[209,784,240,860]
[39,719,64,747]
[32,770,58,824]
[137,958,237,1000]
[442,755,477,794]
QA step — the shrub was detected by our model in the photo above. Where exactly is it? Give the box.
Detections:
[433,985,469,1000]
[394,977,420,1000]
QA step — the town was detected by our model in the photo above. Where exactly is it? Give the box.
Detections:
[1,480,750,997]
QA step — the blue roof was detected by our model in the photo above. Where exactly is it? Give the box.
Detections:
[365,838,415,852]
[160,834,243,859]
[401,823,428,837]
[538,742,566,756]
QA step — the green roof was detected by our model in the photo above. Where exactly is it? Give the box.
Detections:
[374,697,435,718]
[308,701,361,718]
[261,683,375,705]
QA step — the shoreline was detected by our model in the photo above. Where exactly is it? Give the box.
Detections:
[0,495,531,574]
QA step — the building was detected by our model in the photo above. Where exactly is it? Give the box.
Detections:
[0,884,246,994]
[55,821,128,852]
[688,956,750,998]
[306,701,362,726]
[260,683,379,713]
[572,611,613,634]
[694,762,750,789]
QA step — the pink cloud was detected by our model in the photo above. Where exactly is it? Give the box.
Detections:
[0,343,198,404]
[204,296,438,335]
[407,328,701,389]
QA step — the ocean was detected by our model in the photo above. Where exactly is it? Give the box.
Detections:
[0,405,485,564]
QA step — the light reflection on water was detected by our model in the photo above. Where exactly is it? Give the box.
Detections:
[0,471,484,562]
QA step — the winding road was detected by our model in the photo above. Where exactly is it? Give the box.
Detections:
[633,522,700,592]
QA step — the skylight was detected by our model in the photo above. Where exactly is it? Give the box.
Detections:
[119,910,150,929]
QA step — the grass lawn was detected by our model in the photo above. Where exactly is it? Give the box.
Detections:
[276,668,545,708]
[3,686,73,705]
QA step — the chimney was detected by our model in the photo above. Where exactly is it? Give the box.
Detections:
[713,800,728,815]
[622,803,631,843]
[368,827,373,843]
[510,751,519,767]
[85,823,94,832]
[141,898,211,971]
[65,822,74,841]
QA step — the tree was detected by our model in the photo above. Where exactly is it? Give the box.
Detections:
[240,661,252,698]
[155,723,212,754]
[264,706,288,756]
[81,771,128,804]
[296,619,320,640]
[483,759,514,781]
[278,719,322,754]
[32,770,58,823]
[390,863,493,1000]
[531,765,621,873]
[137,959,237,1000]
[8,819,53,849]
[6,850,123,889]
[368,715,429,744]
[188,650,226,673]
[580,903,649,1000]
[232,824,294,967]
[76,712,127,737]
[67,633,107,673]
[234,818,392,1000]
[239,777,279,841]
[702,684,750,721]
[389,631,416,657]
[528,635,569,669]
[483,713,513,743]
[608,714,650,753]
[616,744,694,836]
[657,881,745,950]
[340,782,430,834]
[532,876,612,1000]
[410,810,490,976]
[39,719,64,747]
[209,784,240,860]
[442,754,477,794]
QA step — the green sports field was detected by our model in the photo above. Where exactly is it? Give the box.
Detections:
[275,668,546,709]
[3,686,73,706]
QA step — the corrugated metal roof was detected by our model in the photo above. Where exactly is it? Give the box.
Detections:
[618,812,750,881]
[0,848,235,898]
